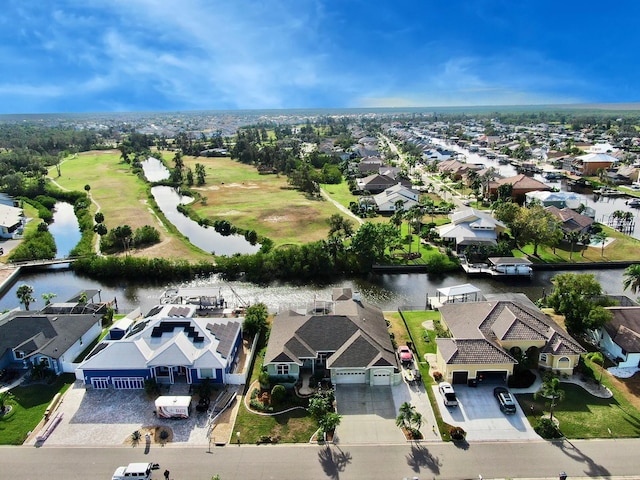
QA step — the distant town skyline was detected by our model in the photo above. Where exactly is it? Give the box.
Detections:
[2,1,639,114]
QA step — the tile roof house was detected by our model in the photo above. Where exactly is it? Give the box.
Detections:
[356,174,411,194]
[0,311,102,375]
[434,294,585,385]
[545,206,594,234]
[438,208,506,253]
[264,288,400,386]
[598,306,640,369]
[76,304,243,389]
[488,174,551,203]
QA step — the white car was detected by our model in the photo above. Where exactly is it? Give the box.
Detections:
[438,382,458,407]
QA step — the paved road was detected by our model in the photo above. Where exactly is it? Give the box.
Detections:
[1,439,639,480]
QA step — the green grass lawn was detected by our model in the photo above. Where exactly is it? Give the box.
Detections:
[517,381,640,438]
[0,373,75,445]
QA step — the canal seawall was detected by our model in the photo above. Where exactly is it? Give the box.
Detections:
[372,260,640,274]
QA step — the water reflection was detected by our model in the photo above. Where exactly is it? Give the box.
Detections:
[0,269,630,315]
[150,186,260,256]
[141,157,170,182]
[48,202,81,257]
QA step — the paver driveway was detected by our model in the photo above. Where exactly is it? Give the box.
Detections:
[334,385,406,445]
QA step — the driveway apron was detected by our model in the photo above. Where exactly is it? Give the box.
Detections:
[334,385,406,444]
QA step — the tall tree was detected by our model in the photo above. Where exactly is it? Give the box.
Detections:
[535,375,565,421]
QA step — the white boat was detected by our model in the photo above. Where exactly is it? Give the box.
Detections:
[627,198,640,208]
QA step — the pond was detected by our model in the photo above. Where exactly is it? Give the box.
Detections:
[150,186,260,256]
[48,202,81,258]
[139,157,260,256]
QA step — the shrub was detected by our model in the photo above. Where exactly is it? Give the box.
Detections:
[144,378,160,396]
[270,384,286,405]
[534,418,562,439]
[160,430,169,440]
[433,371,443,382]
[449,426,466,441]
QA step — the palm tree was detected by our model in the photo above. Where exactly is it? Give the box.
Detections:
[565,231,581,260]
[395,402,416,430]
[594,231,608,257]
[16,284,35,311]
[535,375,565,421]
[623,264,640,294]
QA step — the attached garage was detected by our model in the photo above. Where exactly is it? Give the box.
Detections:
[370,369,391,386]
[477,370,508,384]
[333,369,367,384]
[112,377,145,389]
[90,377,109,389]
[452,371,469,385]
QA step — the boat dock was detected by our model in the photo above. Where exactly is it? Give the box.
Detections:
[459,256,533,278]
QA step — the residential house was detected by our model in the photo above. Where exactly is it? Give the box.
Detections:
[438,208,507,253]
[437,159,482,180]
[525,190,583,209]
[0,203,24,239]
[263,288,400,386]
[545,206,594,234]
[434,294,585,385]
[488,174,551,203]
[373,184,420,213]
[0,311,102,375]
[598,306,640,369]
[76,304,243,389]
[357,156,385,175]
[572,153,618,176]
[356,174,411,194]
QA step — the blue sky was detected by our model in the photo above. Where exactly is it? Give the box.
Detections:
[1,0,639,114]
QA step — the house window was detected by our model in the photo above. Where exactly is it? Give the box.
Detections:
[200,368,215,379]
[14,350,24,360]
[558,357,570,364]
[40,357,50,368]
[277,364,289,375]
[539,353,547,363]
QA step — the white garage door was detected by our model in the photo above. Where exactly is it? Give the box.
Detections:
[91,377,109,389]
[371,370,391,386]
[112,377,145,389]
[333,369,367,384]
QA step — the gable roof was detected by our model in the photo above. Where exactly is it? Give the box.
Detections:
[545,206,593,232]
[439,297,585,359]
[78,312,241,371]
[0,312,98,360]
[264,296,397,370]
[436,338,517,365]
[604,306,640,354]
[490,174,550,192]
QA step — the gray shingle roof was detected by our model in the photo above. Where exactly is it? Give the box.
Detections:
[0,312,99,360]
[264,297,397,370]
[604,307,640,353]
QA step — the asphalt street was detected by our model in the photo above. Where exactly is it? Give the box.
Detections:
[1,439,639,480]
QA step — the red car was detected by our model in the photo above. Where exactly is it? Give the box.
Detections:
[397,345,413,363]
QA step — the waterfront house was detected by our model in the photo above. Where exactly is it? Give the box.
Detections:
[487,174,551,203]
[598,306,640,369]
[0,203,24,239]
[76,304,243,389]
[263,288,400,386]
[572,153,618,176]
[434,294,585,385]
[0,311,101,375]
[438,208,506,253]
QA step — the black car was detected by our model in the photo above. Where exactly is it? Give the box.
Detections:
[493,386,517,414]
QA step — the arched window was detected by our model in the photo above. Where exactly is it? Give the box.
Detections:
[539,353,547,363]
[558,357,570,364]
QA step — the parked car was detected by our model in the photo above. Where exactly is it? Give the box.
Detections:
[438,382,458,407]
[397,345,413,364]
[493,386,517,414]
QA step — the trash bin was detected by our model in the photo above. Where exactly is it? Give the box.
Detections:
[467,378,478,387]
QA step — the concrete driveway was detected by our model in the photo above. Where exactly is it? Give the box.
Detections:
[334,385,406,445]
[434,384,539,441]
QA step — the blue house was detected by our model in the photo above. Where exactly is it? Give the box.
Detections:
[76,304,243,389]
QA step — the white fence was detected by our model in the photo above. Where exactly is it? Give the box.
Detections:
[225,333,259,385]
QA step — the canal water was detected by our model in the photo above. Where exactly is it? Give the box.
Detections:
[141,157,260,256]
[0,267,631,316]
[430,138,640,238]
[48,202,81,257]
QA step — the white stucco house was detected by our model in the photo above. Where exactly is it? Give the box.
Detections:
[598,306,640,368]
[373,184,420,213]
